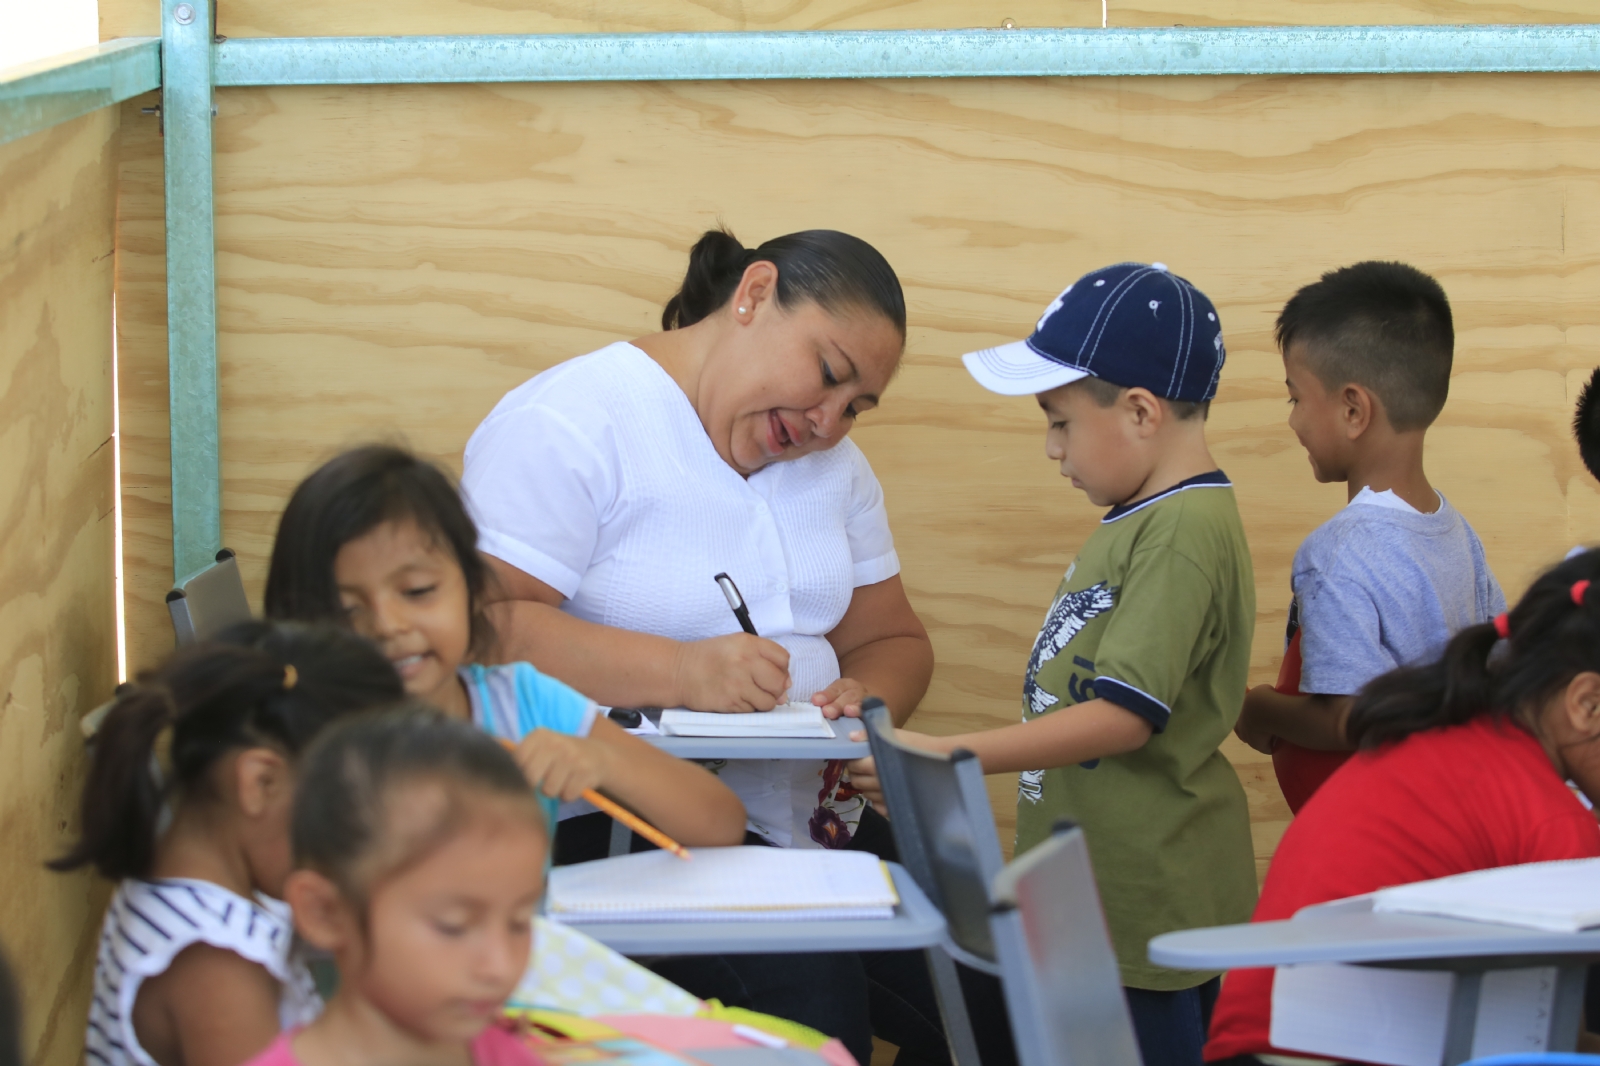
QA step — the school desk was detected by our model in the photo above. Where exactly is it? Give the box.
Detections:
[1147,895,1600,1064]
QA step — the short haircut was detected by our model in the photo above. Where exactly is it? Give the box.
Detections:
[1575,368,1600,483]
[1075,375,1210,421]
[1275,261,1453,432]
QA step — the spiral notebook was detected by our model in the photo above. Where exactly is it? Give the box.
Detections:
[658,705,837,739]
[546,847,898,923]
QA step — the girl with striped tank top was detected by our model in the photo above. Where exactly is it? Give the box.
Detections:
[52,622,406,1066]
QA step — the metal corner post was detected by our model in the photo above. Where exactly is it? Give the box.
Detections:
[161,0,222,580]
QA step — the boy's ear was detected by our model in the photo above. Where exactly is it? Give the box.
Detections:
[1561,671,1600,741]
[1340,383,1379,439]
[1122,387,1165,434]
[284,868,354,953]
[233,747,291,820]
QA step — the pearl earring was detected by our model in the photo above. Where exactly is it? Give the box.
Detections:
[738,306,748,314]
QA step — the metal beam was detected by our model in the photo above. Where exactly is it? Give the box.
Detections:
[213,24,1600,86]
[162,0,222,579]
[0,38,160,148]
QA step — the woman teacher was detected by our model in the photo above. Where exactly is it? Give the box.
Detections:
[461,228,933,848]
[460,228,950,1064]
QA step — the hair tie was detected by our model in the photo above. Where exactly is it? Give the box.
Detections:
[1493,613,1511,639]
[1574,580,1592,607]
[283,664,298,690]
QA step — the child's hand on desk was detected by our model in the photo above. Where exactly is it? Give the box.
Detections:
[512,727,614,802]
[1234,686,1280,755]
[672,634,792,712]
[843,731,951,815]
[812,677,869,719]
[844,755,885,811]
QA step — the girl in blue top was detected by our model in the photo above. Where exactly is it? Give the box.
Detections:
[262,445,747,846]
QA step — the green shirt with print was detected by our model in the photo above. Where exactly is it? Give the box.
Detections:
[1015,471,1258,991]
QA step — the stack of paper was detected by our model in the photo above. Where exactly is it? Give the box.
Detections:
[1372,857,1600,931]
[659,704,837,739]
[547,847,898,923]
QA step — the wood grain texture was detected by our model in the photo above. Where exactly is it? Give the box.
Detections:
[113,72,1600,875]
[1109,0,1598,27]
[101,0,1098,42]
[0,109,119,1066]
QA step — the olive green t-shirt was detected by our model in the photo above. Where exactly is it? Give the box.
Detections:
[1015,471,1258,991]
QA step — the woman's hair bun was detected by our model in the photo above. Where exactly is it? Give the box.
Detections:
[660,227,904,340]
[662,229,751,330]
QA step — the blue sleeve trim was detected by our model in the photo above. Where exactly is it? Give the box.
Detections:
[1094,677,1171,733]
[511,661,595,738]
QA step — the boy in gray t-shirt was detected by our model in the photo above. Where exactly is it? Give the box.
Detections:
[1234,262,1505,811]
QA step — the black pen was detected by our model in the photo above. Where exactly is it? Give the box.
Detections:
[714,572,759,636]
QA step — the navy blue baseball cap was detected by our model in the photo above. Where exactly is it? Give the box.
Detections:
[962,262,1226,401]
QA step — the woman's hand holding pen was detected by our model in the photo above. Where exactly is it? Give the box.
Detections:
[513,727,615,802]
[671,634,792,712]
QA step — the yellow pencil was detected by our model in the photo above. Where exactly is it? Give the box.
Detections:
[496,736,691,860]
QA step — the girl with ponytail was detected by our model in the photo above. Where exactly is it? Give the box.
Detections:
[1206,549,1600,1064]
[56,621,404,1066]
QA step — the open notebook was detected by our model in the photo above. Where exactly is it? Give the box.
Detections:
[659,704,837,739]
[547,847,899,923]
[1372,857,1600,932]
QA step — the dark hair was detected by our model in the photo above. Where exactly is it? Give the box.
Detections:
[1347,550,1600,748]
[292,706,542,907]
[1574,368,1600,483]
[661,227,906,340]
[1074,375,1210,421]
[1275,261,1453,432]
[0,946,18,1066]
[51,621,404,881]
[264,445,494,655]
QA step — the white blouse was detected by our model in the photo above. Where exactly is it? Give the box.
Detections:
[462,342,900,847]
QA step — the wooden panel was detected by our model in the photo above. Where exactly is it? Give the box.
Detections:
[1108,0,1598,26]
[0,109,119,1066]
[114,72,1600,876]
[101,0,1098,41]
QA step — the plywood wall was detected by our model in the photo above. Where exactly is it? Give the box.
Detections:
[0,109,120,1066]
[108,65,1600,876]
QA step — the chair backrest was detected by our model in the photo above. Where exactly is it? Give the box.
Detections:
[167,548,252,644]
[861,700,1006,966]
[989,821,1142,1066]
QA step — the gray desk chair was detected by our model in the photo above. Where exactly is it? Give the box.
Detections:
[989,822,1143,1066]
[167,548,252,644]
[859,700,1004,1066]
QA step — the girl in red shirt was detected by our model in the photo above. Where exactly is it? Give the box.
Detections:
[1205,550,1600,1064]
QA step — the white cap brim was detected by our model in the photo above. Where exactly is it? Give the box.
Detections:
[961,340,1089,396]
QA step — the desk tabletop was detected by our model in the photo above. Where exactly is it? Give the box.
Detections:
[1149,904,1600,971]
[556,862,943,955]
[642,731,869,761]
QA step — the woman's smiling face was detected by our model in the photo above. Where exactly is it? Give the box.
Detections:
[697,272,903,476]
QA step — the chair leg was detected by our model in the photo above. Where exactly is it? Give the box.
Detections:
[1440,970,1482,1066]
[608,817,632,857]
[1547,963,1588,1053]
[926,948,983,1066]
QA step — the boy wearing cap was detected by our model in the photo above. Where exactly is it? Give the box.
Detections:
[1231,262,1504,813]
[850,263,1257,1065]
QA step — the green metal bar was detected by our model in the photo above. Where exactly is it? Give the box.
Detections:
[212,24,1600,85]
[0,38,160,148]
[162,0,221,580]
